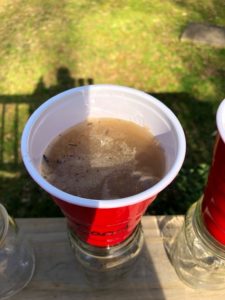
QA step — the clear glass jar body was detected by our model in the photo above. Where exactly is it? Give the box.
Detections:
[171,200,225,289]
[69,223,144,287]
[0,204,35,299]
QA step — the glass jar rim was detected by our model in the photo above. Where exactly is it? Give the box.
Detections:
[70,223,142,257]
[0,203,9,246]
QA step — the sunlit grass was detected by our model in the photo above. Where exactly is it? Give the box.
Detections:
[0,0,224,216]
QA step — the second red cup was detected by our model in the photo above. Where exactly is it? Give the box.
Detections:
[202,99,225,245]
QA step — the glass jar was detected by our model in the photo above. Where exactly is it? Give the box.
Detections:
[69,223,144,287]
[0,203,35,299]
[171,200,225,289]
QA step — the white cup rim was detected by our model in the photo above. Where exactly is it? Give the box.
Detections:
[216,99,225,143]
[21,84,186,208]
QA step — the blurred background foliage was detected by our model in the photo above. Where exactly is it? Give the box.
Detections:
[0,0,224,217]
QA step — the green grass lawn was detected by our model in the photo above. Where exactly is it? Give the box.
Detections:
[0,0,224,217]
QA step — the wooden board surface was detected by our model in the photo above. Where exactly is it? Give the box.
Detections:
[8,216,224,300]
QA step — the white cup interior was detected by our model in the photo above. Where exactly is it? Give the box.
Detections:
[21,85,186,208]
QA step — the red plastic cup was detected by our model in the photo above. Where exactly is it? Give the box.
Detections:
[21,85,186,247]
[202,99,225,245]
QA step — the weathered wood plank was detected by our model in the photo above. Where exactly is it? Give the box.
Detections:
[8,216,224,300]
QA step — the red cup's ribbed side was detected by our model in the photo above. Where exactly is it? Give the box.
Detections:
[202,137,225,245]
[53,196,156,247]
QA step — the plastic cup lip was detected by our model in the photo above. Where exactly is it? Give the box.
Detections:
[21,84,186,209]
[216,99,225,144]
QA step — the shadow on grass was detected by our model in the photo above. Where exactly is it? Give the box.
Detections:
[0,67,218,217]
[148,92,217,215]
[0,67,93,217]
